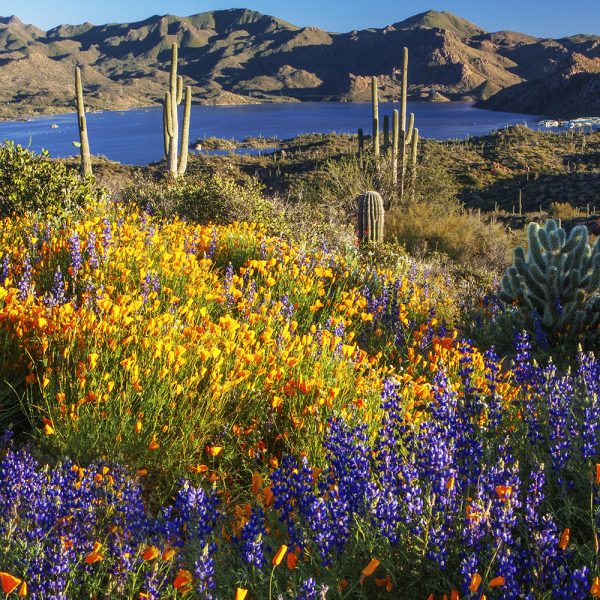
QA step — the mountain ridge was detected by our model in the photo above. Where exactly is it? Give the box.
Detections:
[0,8,597,119]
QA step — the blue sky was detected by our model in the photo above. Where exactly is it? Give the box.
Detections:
[3,0,599,38]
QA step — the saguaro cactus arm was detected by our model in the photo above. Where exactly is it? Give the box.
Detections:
[372,76,379,157]
[178,86,192,176]
[74,66,92,177]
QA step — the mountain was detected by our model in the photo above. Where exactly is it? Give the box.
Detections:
[0,8,598,118]
[393,10,486,38]
[476,48,600,117]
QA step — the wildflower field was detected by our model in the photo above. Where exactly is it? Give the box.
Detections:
[0,197,599,600]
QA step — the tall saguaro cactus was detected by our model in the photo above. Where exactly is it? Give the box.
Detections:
[163,42,192,178]
[410,128,419,201]
[372,76,380,157]
[74,67,92,177]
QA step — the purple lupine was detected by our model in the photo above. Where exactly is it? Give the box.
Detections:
[44,266,67,308]
[0,254,9,286]
[69,231,83,278]
[86,231,99,270]
[239,507,266,568]
[17,254,33,301]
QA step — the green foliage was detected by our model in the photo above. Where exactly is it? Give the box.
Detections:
[127,172,287,233]
[387,202,513,269]
[0,141,102,217]
[500,219,600,342]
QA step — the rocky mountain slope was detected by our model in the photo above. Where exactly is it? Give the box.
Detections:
[0,9,597,118]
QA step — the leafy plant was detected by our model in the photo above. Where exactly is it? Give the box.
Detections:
[0,141,102,217]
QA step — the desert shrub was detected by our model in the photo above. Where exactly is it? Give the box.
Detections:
[0,141,102,216]
[548,201,582,220]
[386,202,513,270]
[126,172,287,233]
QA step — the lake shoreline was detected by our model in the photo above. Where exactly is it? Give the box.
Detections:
[0,102,546,166]
[0,98,549,124]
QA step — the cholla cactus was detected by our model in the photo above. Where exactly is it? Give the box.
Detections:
[500,219,600,337]
[357,191,385,245]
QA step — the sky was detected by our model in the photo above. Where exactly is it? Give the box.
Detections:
[2,0,599,38]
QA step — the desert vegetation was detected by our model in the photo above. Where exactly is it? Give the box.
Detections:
[0,21,599,596]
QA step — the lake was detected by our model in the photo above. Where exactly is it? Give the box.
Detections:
[0,102,544,166]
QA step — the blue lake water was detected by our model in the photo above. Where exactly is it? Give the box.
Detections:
[0,102,545,166]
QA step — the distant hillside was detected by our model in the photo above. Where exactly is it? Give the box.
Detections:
[477,51,600,118]
[0,8,598,118]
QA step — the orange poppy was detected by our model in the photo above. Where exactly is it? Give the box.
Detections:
[173,569,193,589]
[469,573,482,593]
[0,573,22,594]
[559,528,570,550]
[272,545,288,567]
[489,576,505,588]
[142,546,159,561]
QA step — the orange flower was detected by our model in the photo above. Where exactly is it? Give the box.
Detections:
[446,476,455,492]
[189,464,208,474]
[427,594,434,600]
[591,576,600,597]
[0,573,22,594]
[173,569,193,589]
[162,547,176,561]
[596,464,600,485]
[18,582,27,598]
[252,472,263,495]
[450,590,459,600]
[84,542,104,565]
[559,528,570,550]
[262,486,274,507]
[489,576,505,588]
[286,552,298,570]
[361,558,380,578]
[272,544,288,567]
[235,589,248,600]
[469,573,482,593]
[148,437,159,451]
[495,485,512,502]
[205,445,222,457]
[142,546,159,561]
[374,575,393,591]
[135,420,142,434]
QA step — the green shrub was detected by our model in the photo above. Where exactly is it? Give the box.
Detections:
[548,201,582,220]
[126,172,287,233]
[386,202,513,270]
[0,141,102,216]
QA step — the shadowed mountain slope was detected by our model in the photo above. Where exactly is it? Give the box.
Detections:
[0,8,597,118]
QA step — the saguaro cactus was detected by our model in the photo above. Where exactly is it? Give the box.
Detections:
[357,128,364,167]
[392,110,399,185]
[372,76,379,157]
[500,219,600,338]
[74,67,92,177]
[163,42,192,178]
[383,115,390,152]
[410,128,419,200]
[357,191,385,244]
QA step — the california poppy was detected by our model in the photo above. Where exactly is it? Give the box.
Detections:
[0,573,22,594]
